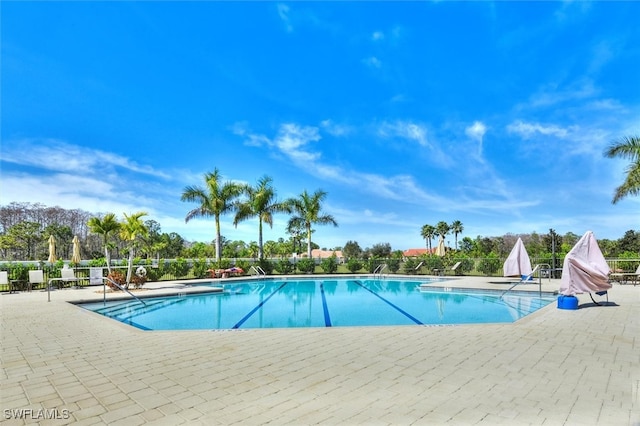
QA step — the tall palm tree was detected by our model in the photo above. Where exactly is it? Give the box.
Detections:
[181,169,243,262]
[420,224,436,252]
[604,136,640,203]
[286,189,338,258]
[120,211,148,285]
[450,220,464,250]
[87,213,121,274]
[234,175,290,259]
[436,221,450,242]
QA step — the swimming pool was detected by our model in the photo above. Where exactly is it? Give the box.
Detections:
[78,278,556,330]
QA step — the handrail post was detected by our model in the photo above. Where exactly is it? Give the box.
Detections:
[102,276,146,306]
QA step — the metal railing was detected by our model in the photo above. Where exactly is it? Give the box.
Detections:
[373,264,387,279]
[500,264,547,299]
[102,276,146,306]
[250,265,266,278]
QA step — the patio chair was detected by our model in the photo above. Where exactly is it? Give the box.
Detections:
[609,264,640,285]
[28,270,44,291]
[0,271,8,291]
[448,261,462,275]
[50,268,81,289]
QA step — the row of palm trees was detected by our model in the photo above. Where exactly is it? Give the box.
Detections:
[87,211,148,283]
[420,220,464,251]
[181,168,338,262]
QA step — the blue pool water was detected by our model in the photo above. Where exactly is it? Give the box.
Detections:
[78,278,556,330]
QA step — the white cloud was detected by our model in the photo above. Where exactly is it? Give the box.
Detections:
[465,121,487,142]
[372,31,384,41]
[363,56,382,68]
[379,120,430,147]
[320,119,351,136]
[528,80,599,108]
[273,123,321,162]
[465,121,488,158]
[2,138,170,179]
[276,3,293,32]
[506,120,573,139]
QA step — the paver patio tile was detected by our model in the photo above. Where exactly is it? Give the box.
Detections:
[2,277,638,425]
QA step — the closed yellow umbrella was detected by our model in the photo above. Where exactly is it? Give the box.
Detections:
[48,235,56,263]
[436,235,446,257]
[71,236,82,264]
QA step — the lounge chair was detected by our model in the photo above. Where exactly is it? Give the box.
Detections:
[28,270,44,291]
[447,261,462,275]
[609,264,640,285]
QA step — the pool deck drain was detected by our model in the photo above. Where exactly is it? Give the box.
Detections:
[1,276,638,425]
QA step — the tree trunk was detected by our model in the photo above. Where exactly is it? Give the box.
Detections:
[126,250,134,288]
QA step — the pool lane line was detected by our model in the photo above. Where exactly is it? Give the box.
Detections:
[354,280,423,325]
[319,282,332,327]
[232,281,288,329]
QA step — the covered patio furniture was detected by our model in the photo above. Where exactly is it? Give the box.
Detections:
[559,231,612,306]
[503,237,532,281]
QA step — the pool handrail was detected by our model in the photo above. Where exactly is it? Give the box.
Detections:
[373,264,387,279]
[102,276,147,306]
[500,263,547,299]
[250,265,266,278]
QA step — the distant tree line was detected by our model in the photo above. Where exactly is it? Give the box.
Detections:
[2,202,640,263]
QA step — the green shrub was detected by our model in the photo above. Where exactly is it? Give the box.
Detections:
[257,259,274,275]
[296,258,316,274]
[169,258,190,278]
[477,253,501,276]
[387,258,400,273]
[423,255,444,272]
[346,259,363,273]
[403,258,418,274]
[192,258,210,278]
[320,256,338,274]
[455,257,475,275]
[275,259,295,275]
[367,258,385,273]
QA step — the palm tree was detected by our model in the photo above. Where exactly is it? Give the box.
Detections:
[181,169,243,262]
[286,189,338,258]
[450,220,464,250]
[120,211,148,285]
[420,224,436,252]
[604,136,640,203]
[436,220,450,243]
[233,175,290,259]
[87,213,121,274]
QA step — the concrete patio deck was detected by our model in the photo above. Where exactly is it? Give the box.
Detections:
[1,276,638,425]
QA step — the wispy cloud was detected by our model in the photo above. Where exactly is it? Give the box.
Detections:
[276,3,293,32]
[526,79,599,109]
[506,120,573,139]
[2,138,170,179]
[372,31,384,41]
[465,121,487,157]
[378,120,430,147]
[363,56,382,68]
[377,120,453,167]
[320,119,352,137]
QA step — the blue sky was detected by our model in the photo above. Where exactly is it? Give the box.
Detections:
[2,1,639,251]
